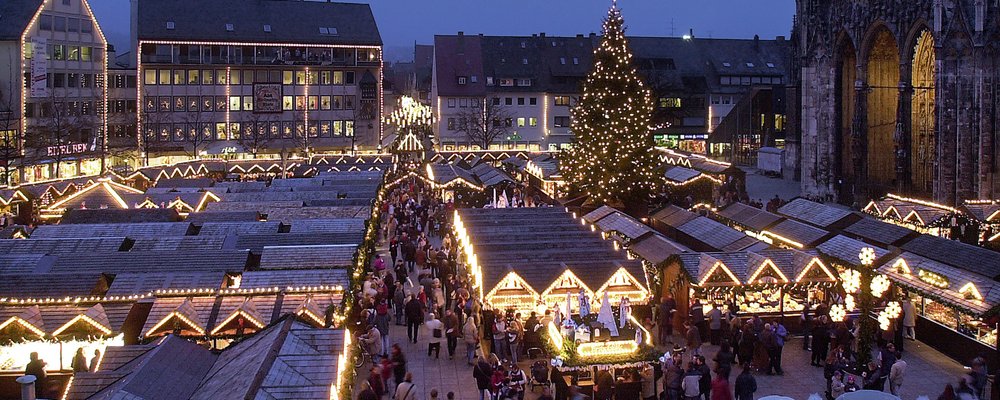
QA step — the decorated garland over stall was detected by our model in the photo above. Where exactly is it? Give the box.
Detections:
[539,318,659,369]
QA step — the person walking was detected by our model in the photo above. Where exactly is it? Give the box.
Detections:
[425,313,444,359]
[681,362,702,400]
[473,355,494,400]
[404,295,423,344]
[463,315,479,365]
[697,356,712,400]
[772,320,787,375]
[889,352,906,395]
[393,282,406,326]
[711,368,733,400]
[665,350,685,400]
[734,364,756,400]
[811,316,830,366]
[394,372,417,400]
[390,344,407,390]
[661,296,677,346]
[685,322,702,357]
[443,309,460,360]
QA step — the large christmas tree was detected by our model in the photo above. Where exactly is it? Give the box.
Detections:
[561,3,661,207]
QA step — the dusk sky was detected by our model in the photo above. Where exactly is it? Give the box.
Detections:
[88,0,796,61]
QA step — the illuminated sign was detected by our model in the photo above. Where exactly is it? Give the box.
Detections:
[30,38,48,98]
[46,143,89,157]
[917,269,949,289]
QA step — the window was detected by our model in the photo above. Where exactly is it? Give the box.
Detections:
[216,97,228,111]
[470,75,478,83]
[516,79,531,87]
[282,71,293,85]
[54,17,66,32]
[457,76,467,85]
[331,95,343,109]
[67,18,79,33]
[81,20,92,34]
[554,116,570,128]
[659,97,682,108]
[243,96,254,111]
[447,98,456,108]
[486,77,494,86]
[766,62,775,68]
[225,23,234,31]
[282,96,293,111]
[308,95,318,110]
[572,57,579,65]
[263,24,271,33]
[517,98,525,106]
[243,70,254,85]
[216,70,227,85]
[554,96,570,106]
[333,71,344,85]
[499,79,514,87]
[174,97,185,112]
[517,118,525,127]
[295,71,306,85]
[345,121,354,137]
[188,70,200,85]
[202,70,214,85]
[40,15,52,31]
[53,73,65,88]
[529,98,537,106]
[321,96,332,110]
[711,96,720,105]
[81,47,92,61]
[202,97,213,112]
[67,73,78,87]
[459,98,469,108]
[321,71,331,84]
[166,21,175,30]
[492,98,501,106]
[529,117,537,126]
[345,96,354,109]
[746,62,754,68]
[332,121,343,136]
[522,58,528,65]
[188,97,199,112]
[173,70,185,85]
[504,98,513,106]
[560,57,566,65]
[144,70,157,85]
[67,46,79,61]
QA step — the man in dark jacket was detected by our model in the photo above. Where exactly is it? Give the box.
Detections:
[443,309,460,359]
[734,364,757,400]
[404,295,423,344]
[696,356,712,400]
[689,300,706,342]
[595,370,615,400]
[25,352,46,396]
[811,317,830,366]
[664,351,685,400]
[473,356,494,400]
[862,361,883,391]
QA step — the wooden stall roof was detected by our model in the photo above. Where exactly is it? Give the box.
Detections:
[677,216,765,251]
[185,211,263,223]
[777,198,860,229]
[0,302,133,336]
[45,250,250,274]
[651,205,699,228]
[105,272,227,296]
[153,177,216,189]
[470,162,514,187]
[240,269,349,289]
[815,235,890,267]
[212,181,269,193]
[765,219,831,248]
[0,273,105,298]
[457,207,645,294]
[629,235,690,265]
[263,206,371,221]
[258,245,357,269]
[129,236,228,252]
[901,235,1000,280]
[582,206,618,224]
[31,222,195,238]
[867,196,955,225]
[674,248,833,286]
[0,237,127,254]
[69,318,343,400]
[60,208,182,224]
[664,166,704,184]
[960,201,1000,223]
[197,221,282,236]
[287,218,367,234]
[235,233,363,252]
[716,202,783,232]
[217,191,374,203]
[592,211,655,241]
[0,254,54,275]
[841,217,920,248]
[879,252,1000,316]
[204,200,308,212]
[141,292,340,337]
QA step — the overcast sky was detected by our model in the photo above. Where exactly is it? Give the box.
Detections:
[88,0,795,62]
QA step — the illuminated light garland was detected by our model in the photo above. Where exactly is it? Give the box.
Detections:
[330,328,352,400]
[886,193,960,213]
[884,301,902,319]
[698,261,741,287]
[844,294,856,312]
[209,309,265,335]
[878,311,892,330]
[145,310,206,337]
[51,314,113,337]
[61,374,74,400]
[892,258,912,274]
[746,259,790,284]
[958,282,983,301]
[761,230,805,249]
[794,258,837,282]
[594,267,649,304]
[547,321,564,351]
[0,316,46,338]
[917,269,949,289]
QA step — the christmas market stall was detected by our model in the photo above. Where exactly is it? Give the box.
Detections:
[879,235,1000,368]
[664,248,838,330]
[959,200,1000,249]
[777,198,861,231]
[863,194,968,239]
[662,165,720,206]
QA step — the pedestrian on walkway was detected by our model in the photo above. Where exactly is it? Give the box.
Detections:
[367,366,386,399]
[889,352,906,395]
[697,356,712,400]
[660,296,676,346]
[772,320,787,374]
[390,344,407,390]
[393,282,405,326]
[664,350,685,400]
[463,315,479,364]
[711,367,732,400]
[425,312,444,359]
[358,381,378,400]
[493,315,509,362]
[375,300,391,358]
[734,364,756,400]
[393,372,417,400]
[811,316,830,366]
[685,322,702,358]
[681,362,702,400]
[443,309,460,359]
[404,295,423,344]
[473,354,494,400]
[507,313,523,364]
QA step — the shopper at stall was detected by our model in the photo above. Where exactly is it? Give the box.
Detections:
[707,305,723,345]
[901,298,916,340]
[685,322,702,358]
[811,316,830,366]
[690,300,707,342]
[888,352,906,395]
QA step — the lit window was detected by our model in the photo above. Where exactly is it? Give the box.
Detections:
[766,62,775,68]
[722,62,732,67]
[470,75,478,83]
[333,71,344,85]
[529,118,537,126]
[229,96,241,111]
[321,96,332,110]
[447,99,456,108]
[659,97,682,108]
[554,96,570,106]
[225,23,234,31]
[458,76,467,85]
[282,96,293,111]
[572,57,579,65]
[517,118,525,127]
[282,71,293,85]
[746,62,754,68]
[560,57,566,65]
[243,96,253,111]
[522,58,528,65]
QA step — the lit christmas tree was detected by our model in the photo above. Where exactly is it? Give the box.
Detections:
[561,2,660,209]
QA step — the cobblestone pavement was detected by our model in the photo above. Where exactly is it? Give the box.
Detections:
[355,247,971,400]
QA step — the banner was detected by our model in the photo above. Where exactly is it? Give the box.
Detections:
[253,84,282,113]
[30,37,48,98]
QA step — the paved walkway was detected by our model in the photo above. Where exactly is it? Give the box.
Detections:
[355,247,971,400]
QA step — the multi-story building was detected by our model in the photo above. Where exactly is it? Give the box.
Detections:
[106,46,138,170]
[431,32,791,159]
[0,0,108,185]
[135,0,382,165]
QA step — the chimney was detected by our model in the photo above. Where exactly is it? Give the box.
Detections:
[457,31,464,37]
[540,32,546,38]
[754,34,760,50]
[576,34,584,38]
[589,32,596,37]
[107,44,117,67]
[16,375,36,400]
[776,35,785,41]
[689,28,694,39]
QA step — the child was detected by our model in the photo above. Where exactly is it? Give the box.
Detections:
[829,371,846,400]
[844,375,860,393]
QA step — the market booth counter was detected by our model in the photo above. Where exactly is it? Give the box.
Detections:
[663,248,839,331]
[878,252,999,370]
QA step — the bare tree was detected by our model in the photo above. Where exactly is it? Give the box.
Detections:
[138,88,172,167]
[0,88,22,186]
[25,92,99,179]
[454,97,513,150]
[237,112,276,159]
[180,94,213,159]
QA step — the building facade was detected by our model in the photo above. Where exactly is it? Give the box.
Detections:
[431,32,791,157]
[796,0,1000,205]
[135,0,382,165]
[0,0,108,185]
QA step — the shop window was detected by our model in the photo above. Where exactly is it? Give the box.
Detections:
[229,96,241,111]
[529,118,537,126]
[321,96,332,110]
[243,96,254,111]
[659,97,682,108]
[282,71,293,85]
[554,96,570,106]
[554,116,570,128]
[333,71,344,85]
[282,96,293,111]
[332,95,343,109]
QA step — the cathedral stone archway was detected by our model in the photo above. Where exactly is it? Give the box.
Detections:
[910,30,936,194]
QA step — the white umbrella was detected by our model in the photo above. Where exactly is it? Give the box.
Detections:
[596,292,619,337]
[759,396,796,400]
[836,391,901,400]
